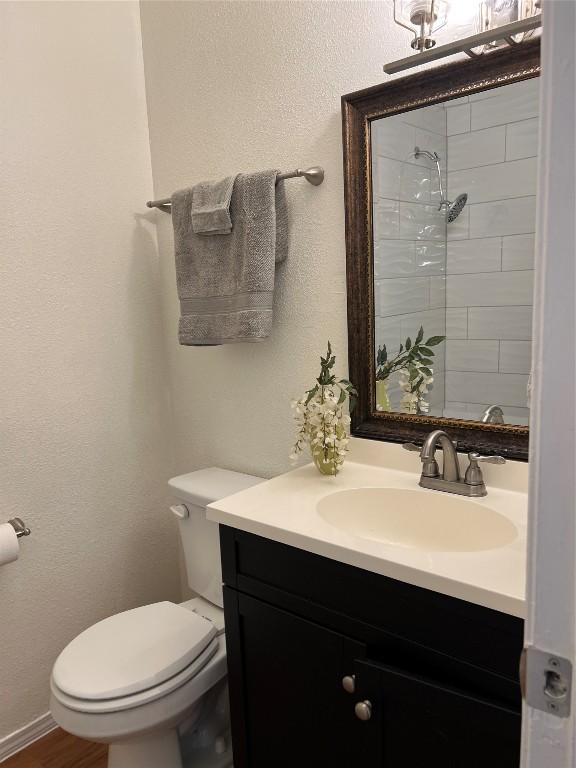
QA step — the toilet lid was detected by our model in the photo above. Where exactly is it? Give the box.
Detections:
[52,602,216,700]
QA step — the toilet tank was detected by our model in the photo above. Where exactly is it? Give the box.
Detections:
[168,468,264,608]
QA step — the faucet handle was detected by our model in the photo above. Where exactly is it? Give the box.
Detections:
[465,452,506,488]
[468,452,506,465]
[403,441,439,478]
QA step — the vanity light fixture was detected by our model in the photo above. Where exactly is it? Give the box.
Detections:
[477,0,541,52]
[386,0,541,74]
[392,0,449,52]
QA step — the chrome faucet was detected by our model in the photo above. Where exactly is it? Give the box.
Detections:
[481,405,505,424]
[403,429,505,497]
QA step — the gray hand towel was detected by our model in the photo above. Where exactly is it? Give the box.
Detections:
[171,170,288,346]
[191,175,236,235]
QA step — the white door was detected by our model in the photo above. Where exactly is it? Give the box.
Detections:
[521,0,576,765]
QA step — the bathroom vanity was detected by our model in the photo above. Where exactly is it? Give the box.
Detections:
[220,527,522,767]
[208,439,527,768]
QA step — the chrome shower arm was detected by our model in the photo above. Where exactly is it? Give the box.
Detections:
[414,146,445,210]
[433,152,445,210]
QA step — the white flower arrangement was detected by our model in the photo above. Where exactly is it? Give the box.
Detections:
[291,343,357,476]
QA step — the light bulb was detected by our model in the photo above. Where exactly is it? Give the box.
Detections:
[404,0,448,28]
[408,1,436,23]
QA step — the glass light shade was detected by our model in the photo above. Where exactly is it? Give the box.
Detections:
[477,0,540,49]
[394,0,449,51]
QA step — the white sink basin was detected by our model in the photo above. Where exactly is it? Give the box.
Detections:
[316,488,518,552]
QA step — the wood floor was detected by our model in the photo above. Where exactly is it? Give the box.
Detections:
[3,729,107,768]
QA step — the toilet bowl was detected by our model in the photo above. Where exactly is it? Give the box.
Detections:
[50,468,264,768]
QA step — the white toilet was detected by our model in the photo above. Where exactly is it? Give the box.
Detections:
[50,468,263,768]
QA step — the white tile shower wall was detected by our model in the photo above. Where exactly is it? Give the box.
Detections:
[372,110,447,414]
[444,78,539,425]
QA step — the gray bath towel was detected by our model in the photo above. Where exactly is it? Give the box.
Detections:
[191,175,236,235]
[171,170,288,345]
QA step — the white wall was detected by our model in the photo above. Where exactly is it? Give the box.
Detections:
[0,1,180,741]
[140,0,406,479]
[444,79,539,425]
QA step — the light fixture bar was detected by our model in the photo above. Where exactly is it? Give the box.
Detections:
[383,15,541,74]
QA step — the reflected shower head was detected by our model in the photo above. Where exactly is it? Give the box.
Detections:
[446,193,468,223]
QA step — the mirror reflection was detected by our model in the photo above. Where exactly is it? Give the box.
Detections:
[371,77,539,426]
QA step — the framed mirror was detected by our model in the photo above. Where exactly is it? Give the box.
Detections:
[342,41,540,460]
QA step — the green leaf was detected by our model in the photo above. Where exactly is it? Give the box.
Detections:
[376,347,387,366]
[425,336,446,347]
[419,346,434,357]
[420,367,433,376]
[419,357,434,366]
[405,337,412,351]
[337,388,347,405]
[415,326,424,344]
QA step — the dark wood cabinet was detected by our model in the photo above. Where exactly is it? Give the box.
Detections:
[225,591,366,767]
[354,659,520,766]
[221,526,523,768]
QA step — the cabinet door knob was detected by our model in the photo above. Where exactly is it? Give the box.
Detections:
[354,700,372,721]
[342,675,356,694]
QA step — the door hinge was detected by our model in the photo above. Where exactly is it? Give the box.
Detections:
[521,647,572,718]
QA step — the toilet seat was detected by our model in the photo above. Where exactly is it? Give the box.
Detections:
[50,640,229,745]
[51,638,219,714]
[52,601,217,708]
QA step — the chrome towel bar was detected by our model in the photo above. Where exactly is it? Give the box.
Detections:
[146,166,324,212]
[8,518,31,538]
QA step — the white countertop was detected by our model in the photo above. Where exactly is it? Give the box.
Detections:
[207,439,528,618]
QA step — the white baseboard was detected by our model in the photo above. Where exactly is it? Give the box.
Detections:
[0,713,57,763]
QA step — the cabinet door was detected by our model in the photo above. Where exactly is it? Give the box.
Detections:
[353,658,521,767]
[224,589,366,768]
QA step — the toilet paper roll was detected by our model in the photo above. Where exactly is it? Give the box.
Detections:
[0,523,19,566]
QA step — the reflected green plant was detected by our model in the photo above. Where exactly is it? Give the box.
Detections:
[376,326,445,392]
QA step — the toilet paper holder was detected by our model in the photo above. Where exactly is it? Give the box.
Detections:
[7,518,31,539]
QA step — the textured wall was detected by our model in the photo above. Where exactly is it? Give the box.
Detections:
[0,1,180,740]
[140,1,406,479]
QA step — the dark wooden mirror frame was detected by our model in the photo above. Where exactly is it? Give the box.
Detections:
[342,40,540,461]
